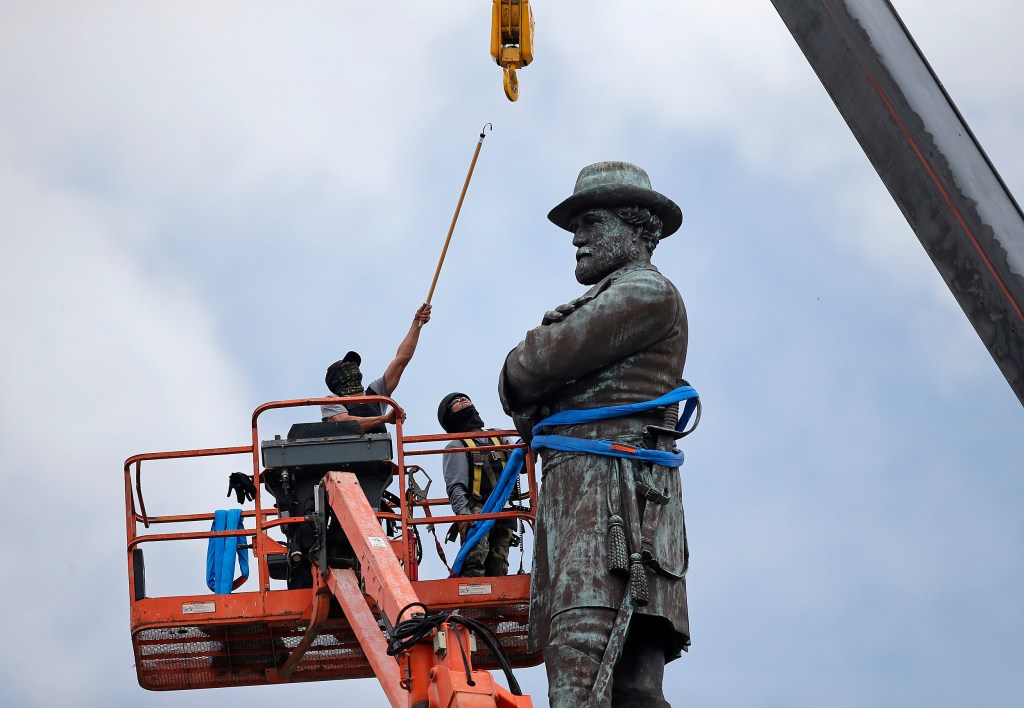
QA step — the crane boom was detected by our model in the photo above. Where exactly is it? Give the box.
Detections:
[771,0,1024,406]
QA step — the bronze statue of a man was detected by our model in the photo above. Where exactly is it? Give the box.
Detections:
[499,162,689,707]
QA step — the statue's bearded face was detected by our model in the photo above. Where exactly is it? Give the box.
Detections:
[570,208,643,285]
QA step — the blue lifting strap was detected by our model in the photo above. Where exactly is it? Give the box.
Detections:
[451,385,700,576]
[206,509,249,594]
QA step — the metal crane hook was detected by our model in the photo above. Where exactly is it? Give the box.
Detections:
[491,0,534,102]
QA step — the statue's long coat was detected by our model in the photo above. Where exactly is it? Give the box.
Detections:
[499,262,691,658]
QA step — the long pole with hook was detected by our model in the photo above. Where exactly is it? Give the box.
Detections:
[424,123,492,306]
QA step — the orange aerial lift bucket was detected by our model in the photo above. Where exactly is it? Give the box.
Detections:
[124,395,540,705]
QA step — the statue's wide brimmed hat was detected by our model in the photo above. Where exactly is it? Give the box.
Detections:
[547,161,683,237]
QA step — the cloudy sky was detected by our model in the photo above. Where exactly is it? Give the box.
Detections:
[2,1,1023,706]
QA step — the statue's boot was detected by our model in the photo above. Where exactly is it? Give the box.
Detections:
[611,617,670,707]
[545,609,673,708]
[544,643,608,708]
[543,609,617,708]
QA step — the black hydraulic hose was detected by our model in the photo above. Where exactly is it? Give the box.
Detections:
[454,622,476,687]
[385,602,523,696]
[446,614,523,696]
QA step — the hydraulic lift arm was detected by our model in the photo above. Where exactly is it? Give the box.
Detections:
[321,471,532,708]
[771,0,1024,406]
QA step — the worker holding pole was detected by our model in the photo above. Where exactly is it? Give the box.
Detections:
[325,122,492,429]
[319,124,491,430]
[306,125,492,589]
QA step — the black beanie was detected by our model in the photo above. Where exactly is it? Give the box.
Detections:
[437,392,471,433]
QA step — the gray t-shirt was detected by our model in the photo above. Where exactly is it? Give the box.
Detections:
[321,375,388,422]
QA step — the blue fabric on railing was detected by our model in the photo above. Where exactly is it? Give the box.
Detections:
[450,385,699,576]
[206,508,249,594]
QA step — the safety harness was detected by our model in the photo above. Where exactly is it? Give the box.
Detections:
[463,436,508,500]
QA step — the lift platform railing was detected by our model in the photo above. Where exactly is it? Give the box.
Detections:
[391,429,538,580]
[123,395,542,694]
[125,397,537,585]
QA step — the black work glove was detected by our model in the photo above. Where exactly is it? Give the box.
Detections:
[445,523,460,544]
[227,472,257,504]
[445,520,473,544]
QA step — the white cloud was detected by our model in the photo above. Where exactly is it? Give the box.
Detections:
[0,162,251,703]
[1,1,1023,705]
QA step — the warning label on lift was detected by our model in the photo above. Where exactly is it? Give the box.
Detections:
[458,582,492,596]
[182,601,216,615]
[368,536,388,549]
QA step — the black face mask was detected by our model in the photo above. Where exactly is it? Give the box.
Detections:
[328,361,364,397]
[447,405,485,433]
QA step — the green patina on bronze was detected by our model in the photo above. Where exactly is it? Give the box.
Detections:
[500,162,691,707]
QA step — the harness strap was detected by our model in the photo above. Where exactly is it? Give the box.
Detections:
[421,502,455,576]
[464,437,506,498]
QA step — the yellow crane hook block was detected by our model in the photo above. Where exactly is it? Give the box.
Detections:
[490,0,534,101]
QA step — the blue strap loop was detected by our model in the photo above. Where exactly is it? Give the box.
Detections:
[534,385,699,434]
[206,509,250,594]
[450,385,699,576]
[529,435,684,467]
